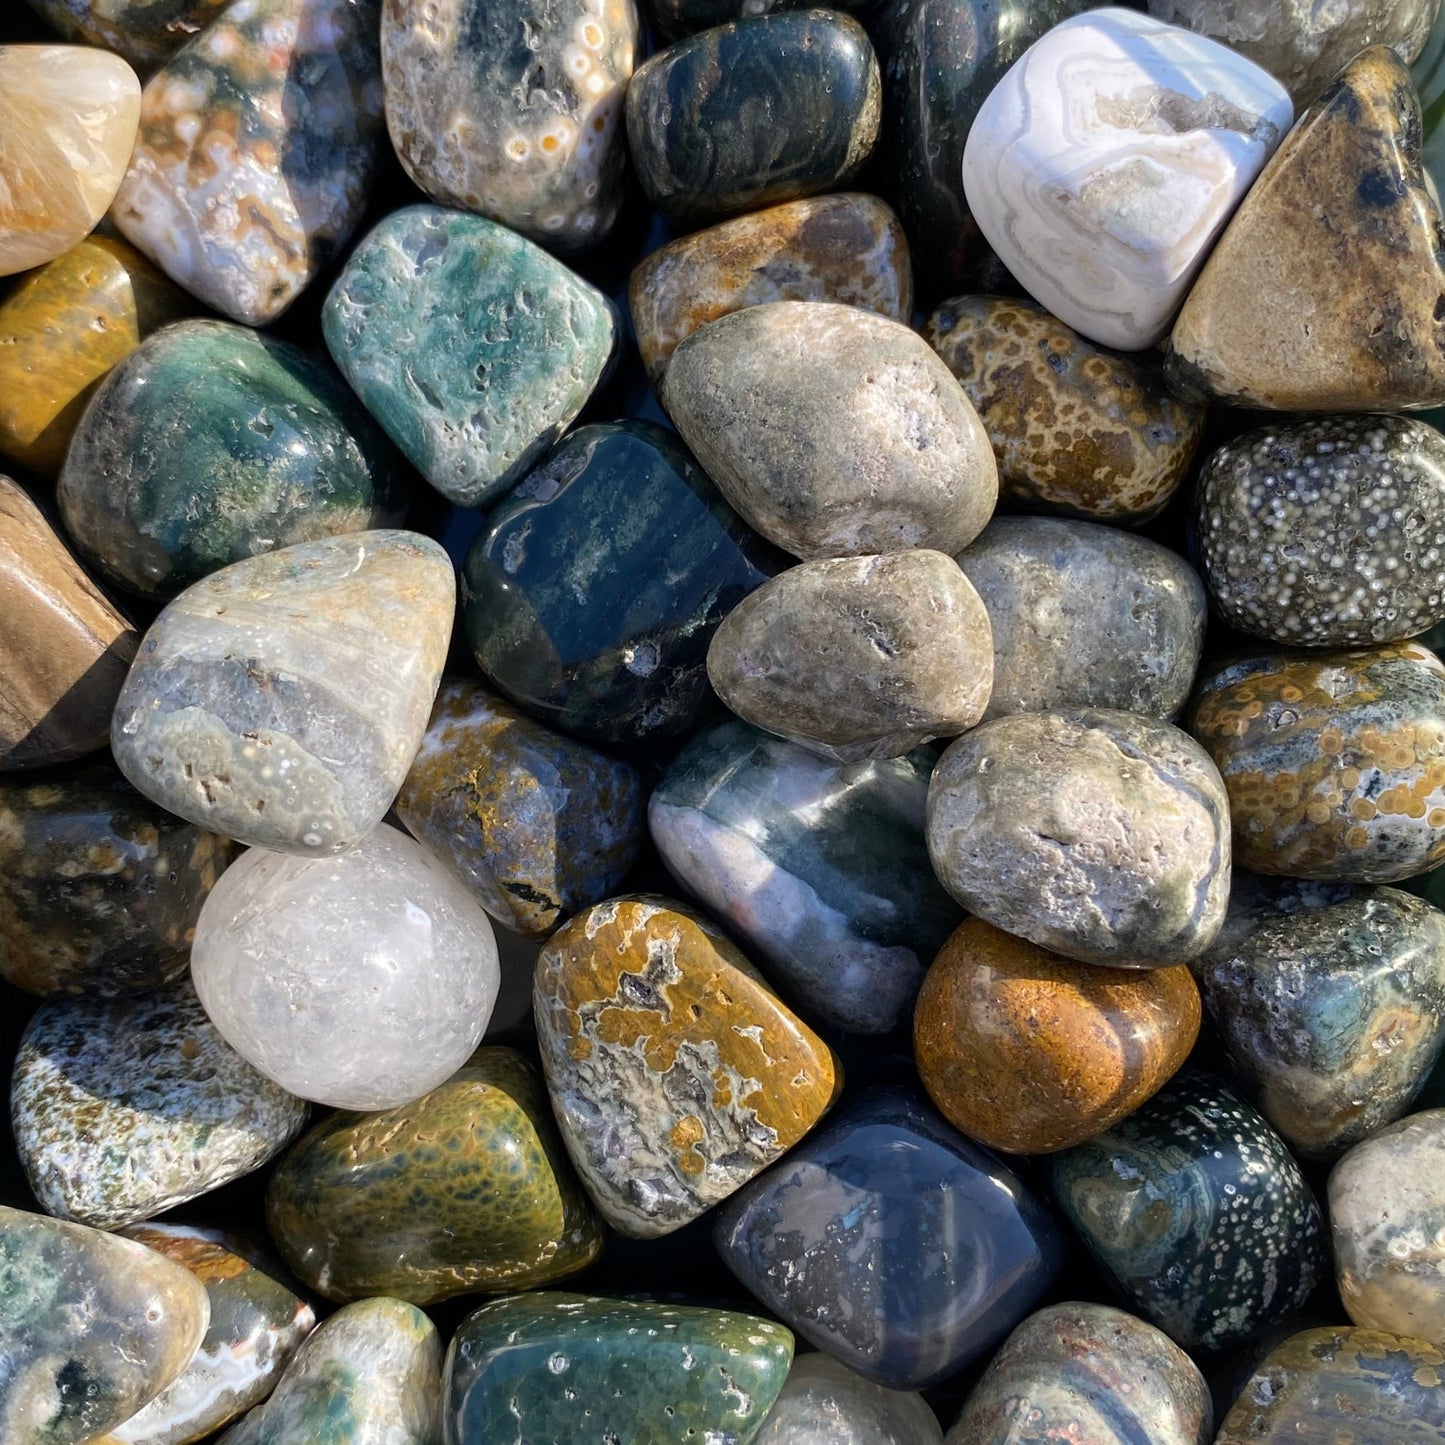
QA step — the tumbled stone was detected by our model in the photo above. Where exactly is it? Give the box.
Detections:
[382,0,637,254]
[323,205,616,508]
[446,1293,792,1445]
[267,1046,603,1305]
[111,530,453,855]
[707,551,994,764]
[1421,7,1445,195]
[648,719,962,1034]
[927,708,1231,967]
[191,823,500,1111]
[0,45,141,277]
[1190,642,1445,882]
[958,516,1207,721]
[753,1353,942,1445]
[1168,48,1445,410]
[962,10,1291,350]
[0,237,193,476]
[111,0,385,326]
[1,476,138,772]
[925,295,1205,523]
[642,0,872,37]
[0,1204,209,1445]
[59,319,412,600]
[715,1086,1062,1390]
[945,1303,1212,1445]
[1049,1071,1325,1353]
[630,194,912,385]
[534,895,840,1238]
[626,12,881,226]
[462,421,776,744]
[664,302,996,560]
[396,680,644,938]
[24,0,232,69]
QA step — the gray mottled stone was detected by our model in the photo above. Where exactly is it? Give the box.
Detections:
[755,1353,942,1445]
[707,551,994,763]
[663,302,997,560]
[927,709,1232,967]
[958,516,1207,722]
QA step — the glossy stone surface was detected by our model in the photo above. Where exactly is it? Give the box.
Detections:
[382,0,637,254]
[0,236,193,476]
[59,319,411,601]
[462,421,776,745]
[323,205,616,507]
[1,476,138,772]
[1196,875,1445,1158]
[925,294,1205,523]
[626,12,881,227]
[23,0,231,69]
[643,0,872,37]
[715,1086,1062,1390]
[396,679,644,938]
[945,1303,1212,1445]
[445,1293,793,1444]
[753,1354,942,1445]
[0,1204,209,1445]
[648,719,962,1034]
[266,1046,604,1305]
[1049,1072,1326,1353]
[1168,48,1445,411]
[1190,642,1445,882]
[631,194,912,385]
[191,823,500,1112]
[707,551,994,763]
[111,530,453,854]
[111,0,385,326]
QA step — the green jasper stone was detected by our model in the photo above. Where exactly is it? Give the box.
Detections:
[266,1046,605,1305]
[57,319,411,600]
[462,420,778,744]
[626,12,882,227]
[23,0,231,70]
[445,1292,794,1445]
[323,204,617,508]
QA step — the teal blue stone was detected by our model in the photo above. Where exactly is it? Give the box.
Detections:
[55,319,411,600]
[462,421,778,744]
[444,1292,794,1445]
[322,205,617,508]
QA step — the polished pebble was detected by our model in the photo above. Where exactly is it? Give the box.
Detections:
[751,1353,942,1445]
[23,0,232,68]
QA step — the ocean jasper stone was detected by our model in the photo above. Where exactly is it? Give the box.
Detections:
[945,1303,1212,1445]
[462,421,776,744]
[648,718,962,1034]
[111,530,453,854]
[707,551,994,764]
[24,0,232,69]
[191,824,500,1112]
[926,709,1231,967]
[534,895,840,1238]
[664,302,995,561]
[714,1086,1063,1390]
[1189,642,1445,882]
[1049,1071,1325,1353]
[1195,415,1445,647]
[0,1205,209,1445]
[266,1046,604,1305]
[382,0,638,254]
[396,680,644,938]
[914,919,1200,1154]
[323,205,616,508]
[1196,875,1445,1158]
[626,12,881,227]
[111,1225,316,1445]
[961,9,1291,350]
[630,194,913,385]
[58,319,411,600]
[445,1294,793,1445]
[753,1354,942,1445]
[925,295,1205,523]
[111,0,385,326]
[958,516,1207,721]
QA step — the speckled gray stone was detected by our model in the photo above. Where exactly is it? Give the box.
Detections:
[754,1353,942,1445]
[707,551,994,763]
[663,302,997,560]
[927,709,1232,967]
[958,516,1207,722]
